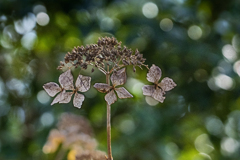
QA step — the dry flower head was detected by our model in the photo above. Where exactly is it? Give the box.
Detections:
[57,37,147,74]
[94,68,133,105]
[142,64,176,102]
[43,69,91,108]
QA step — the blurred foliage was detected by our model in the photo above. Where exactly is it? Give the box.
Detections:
[1,0,240,160]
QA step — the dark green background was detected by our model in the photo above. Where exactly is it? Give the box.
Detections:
[1,0,240,159]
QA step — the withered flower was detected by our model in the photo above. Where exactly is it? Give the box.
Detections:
[43,69,91,108]
[93,68,133,105]
[142,64,176,103]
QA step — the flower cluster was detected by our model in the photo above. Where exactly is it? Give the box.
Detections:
[43,37,177,108]
[142,64,176,102]
[57,37,147,74]
[94,68,133,105]
[43,69,91,108]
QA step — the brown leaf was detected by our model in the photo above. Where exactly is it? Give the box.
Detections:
[105,90,117,105]
[43,82,61,97]
[142,85,155,96]
[75,75,91,92]
[59,69,74,90]
[51,91,65,105]
[111,68,126,86]
[152,87,165,103]
[159,77,176,91]
[93,83,112,93]
[73,92,85,109]
[59,91,73,104]
[147,64,162,83]
[115,87,133,99]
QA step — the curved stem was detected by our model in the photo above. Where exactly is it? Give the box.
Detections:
[106,67,113,160]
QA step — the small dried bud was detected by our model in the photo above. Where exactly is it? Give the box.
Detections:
[133,66,136,72]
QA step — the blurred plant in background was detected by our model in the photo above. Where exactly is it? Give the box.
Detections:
[43,113,106,160]
[1,0,240,159]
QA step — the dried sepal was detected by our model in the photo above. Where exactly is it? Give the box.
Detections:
[115,87,133,99]
[43,82,61,97]
[105,90,117,105]
[142,85,155,97]
[73,93,85,109]
[59,69,74,90]
[75,75,91,92]
[93,83,112,93]
[152,88,165,103]
[111,68,126,86]
[59,91,73,104]
[51,90,65,105]
[159,77,177,91]
[147,64,162,83]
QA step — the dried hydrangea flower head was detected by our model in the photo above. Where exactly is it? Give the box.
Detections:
[142,64,176,102]
[93,68,133,105]
[43,69,91,108]
[57,37,147,74]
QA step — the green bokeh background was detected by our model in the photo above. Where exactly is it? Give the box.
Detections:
[1,0,240,159]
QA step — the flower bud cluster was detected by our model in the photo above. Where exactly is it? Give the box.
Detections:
[57,37,147,73]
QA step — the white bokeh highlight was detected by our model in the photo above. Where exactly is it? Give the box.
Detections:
[36,12,50,26]
[222,44,237,62]
[142,2,159,19]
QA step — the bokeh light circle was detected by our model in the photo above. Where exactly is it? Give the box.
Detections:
[188,25,202,40]
[160,18,173,32]
[142,2,159,19]
[36,12,50,26]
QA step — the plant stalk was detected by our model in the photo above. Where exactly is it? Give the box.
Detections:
[106,69,112,160]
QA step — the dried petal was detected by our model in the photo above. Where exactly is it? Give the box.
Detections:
[142,85,155,96]
[115,87,133,99]
[111,68,126,86]
[59,69,74,90]
[75,75,91,92]
[159,77,176,91]
[43,82,61,97]
[59,91,73,104]
[51,91,65,105]
[147,64,162,83]
[93,83,112,93]
[152,88,165,103]
[105,90,117,105]
[73,92,85,109]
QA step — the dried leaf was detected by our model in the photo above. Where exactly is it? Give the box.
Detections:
[147,64,162,83]
[59,69,74,90]
[105,90,117,105]
[152,87,165,103]
[115,87,133,99]
[51,91,65,105]
[43,82,61,97]
[75,75,91,92]
[142,85,155,96]
[159,77,177,91]
[73,92,85,109]
[111,68,126,86]
[59,91,73,104]
[93,83,112,93]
